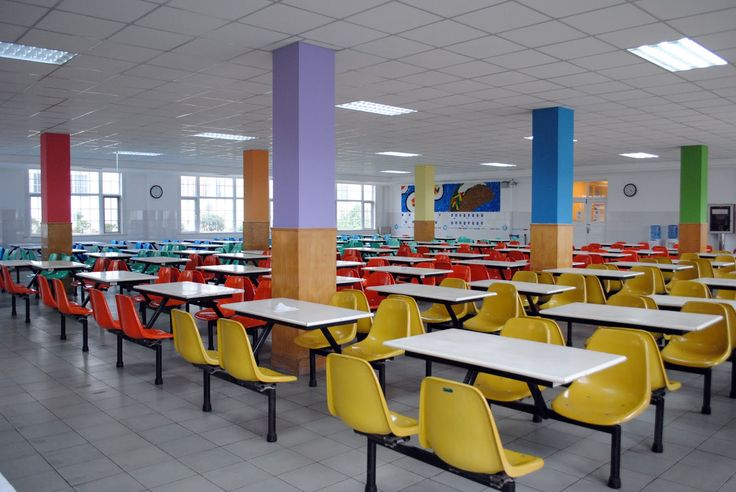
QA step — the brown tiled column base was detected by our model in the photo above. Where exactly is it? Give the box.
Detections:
[414,220,435,242]
[679,223,707,253]
[270,227,337,375]
[244,221,270,251]
[41,222,72,260]
[530,223,573,271]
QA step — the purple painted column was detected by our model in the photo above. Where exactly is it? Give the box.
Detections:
[270,41,337,374]
[272,41,336,228]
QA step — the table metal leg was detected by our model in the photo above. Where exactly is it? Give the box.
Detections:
[526,294,539,315]
[446,304,461,329]
[252,323,274,356]
[566,321,573,346]
[146,295,169,328]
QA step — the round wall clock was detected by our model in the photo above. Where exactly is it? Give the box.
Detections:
[623,183,637,197]
[149,185,163,199]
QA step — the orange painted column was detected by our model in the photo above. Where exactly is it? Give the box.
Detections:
[243,149,270,251]
[40,133,72,259]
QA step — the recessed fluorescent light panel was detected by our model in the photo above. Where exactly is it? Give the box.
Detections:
[628,38,727,72]
[620,152,658,159]
[337,101,416,116]
[194,132,257,141]
[480,163,516,167]
[380,170,411,174]
[115,151,162,156]
[0,41,76,65]
[376,152,421,157]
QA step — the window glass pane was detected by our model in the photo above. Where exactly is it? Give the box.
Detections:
[102,172,121,195]
[181,176,196,197]
[103,197,120,233]
[236,199,243,232]
[71,171,99,194]
[363,185,375,202]
[337,201,362,230]
[72,195,100,234]
[200,198,234,232]
[200,176,233,197]
[336,183,362,200]
[29,170,41,194]
[363,202,373,229]
[236,178,243,198]
[30,196,42,234]
[181,199,196,232]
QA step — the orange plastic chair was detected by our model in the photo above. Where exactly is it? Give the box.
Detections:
[366,258,389,268]
[457,244,472,253]
[177,270,206,283]
[116,294,173,384]
[448,265,471,283]
[364,271,395,310]
[231,281,273,342]
[195,276,247,349]
[200,255,221,282]
[108,260,129,271]
[469,264,491,281]
[573,255,592,267]
[37,275,57,310]
[185,254,202,270]
[89,289,125,367]
[413,262,438,286]
[2,266,36,323]
[53,279,93,352]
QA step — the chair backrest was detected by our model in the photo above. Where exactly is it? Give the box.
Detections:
[1,267,16,293]
[503,317,564,345]
[507,250,528,261]
[621,267,655,295]
[52,279,79,315]
[693,259,715,278]
[680,302,731,361]
[342,289,373,334]
[669,280,710,298]
[387,294,425,336]
[217,318,261,381]
[479,282,519,321]
[37,276,57,309]
[177,270,205,283]
[326,353,402,435]
[108,260,129,271]
[366,258,389,268]
[608,293,649,308]
[556,274,586,302]
[172,309,214,364]
[512,271,537,283]
[537,271,555,285]
[89,289,118,330]
[203,255,220,267]
[448,265,471,282]
[584,276,607,304]
[365,298,410,344]
[573,254,592,267]
[115,294,147,338]
[365,271,395,288]
[419,377,510,475]
[468,264,490,281]
[156,267,177,283]
[679,252,699,261]
[672,260,699,281]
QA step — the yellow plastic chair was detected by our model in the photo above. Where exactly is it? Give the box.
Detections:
[420,377,544,481]
[420,277,469,326]
[342,297,410,389]
[692,258,714,279]
[295,291,359,387]
[716,273,736,300]
[679,252,699,261]
[665,261,700,292]
[586,264,611,294]
[669,280,710,298]
[640,266,666,294]
[474,317,564,403]
[619,267,655,296]
[661,301,731,414]
[714,255,735,278]
[326,353,418,492]
[584,275,607,305]
[342,289,373,336]
[552,328,651,488]
[171,309,220,411]
[655,257,675,282]
[463,283,520,334]
[218,318,296,441]
[539,273,586,310]
[535,271,556,306]
[512,271,538,309]
[605,264,625,293]
[607,293,649,308]
[387,294,425,336]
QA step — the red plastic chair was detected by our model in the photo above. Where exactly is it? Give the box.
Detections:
[53,279,93,351]
[89,289,120,331]
[342,250,363,262]
[195,276,247,349]
[457,244,472,253]
[573,255,592,268]
[38,275,57,310]
[507,250,528,261]
[434,253,450,263]
[185,254,202,270]
[258,258,271,268]
[363,271,395,310]
[146,267,187,309]
[706,245,713,252]
[508,240,520,246]
[413,261,438,286]
[200,255,221,282]
[366,258,389,268]
[588,254,605,265]
[231,282,273,339]
[397,245,411,256]
[416,246,430,255]
[448,265,471,283]
[2,266,37,323]
[108,260,129,271]
[74,258,108,292]
[485,250,507,261]
[468,264,491,281]
[115,294,173,384]
[177,270,205,283]
[337,268,360,278]
[652,245,669,258]
[494,242,507,250]
[621,250,640,261]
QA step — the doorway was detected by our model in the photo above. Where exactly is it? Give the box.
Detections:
[573,181,607,246]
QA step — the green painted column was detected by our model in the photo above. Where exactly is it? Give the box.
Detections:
[679,145,708,252]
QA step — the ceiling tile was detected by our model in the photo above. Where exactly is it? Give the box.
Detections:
[401,20,487,47]
[347,3,442,34]
[538,37,616,59]
[204,23,290,50]
[501,21,586,48]
[484,49,557,69]
[563,4,657,34]
[167,0,270,20]
[354,36,432,59]
[520,61,586,78]
[400,0,504,17]
[400,49,472,70]
[239,4,335,34]
[445,36,525,58]
[357,60,426,78]
[0,21,29,41]
[19,28,101,53]
[57,0,156,22]
[571,51,641,71]
[668,8,736,37]
[635,0,736,20]
[135,6,228,36]
[282,0,387,19]
[438,60,505,78]
[516,0,625,17]
[302,21,387,48]
[35,10,125,38]
[597,22,683,49]
[335,50,386,72]
[455,3,550,33]
[475,71,537,87]
[109,25,193,50]
[89,41,162,63]
[0,1,48,27]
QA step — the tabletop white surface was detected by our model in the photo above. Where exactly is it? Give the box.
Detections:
[362,266,453,277]
[30,261,88,270]
[367,283,495,302]
[197,264,271,275]
[135,281,242,299]
[469,279,576,295]
[648,295,736,310]
[86,252,134,259]
[76,271,158,284]
[427,252,487,259]
[0,260,33,268]
[573,251,630,258]
[540,302,722,332]
[215,253,270,260]
[336,260,366,268]
[384,329,625,387]
[672,260,734,268]
[610,261,692,271]
[221,297,373,327]
[134,256,188,264]
[344,247,394,254]
[457,259,529,268]
[386,256,435,264]
[498,248,531,254]
[695,278,736,290]
[173,249,218,255]
[336,276,366,285]
[544,267,644,279]
[424,244,459,250]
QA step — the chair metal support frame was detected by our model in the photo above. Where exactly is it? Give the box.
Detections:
[664,362,713,414]
[58,312,89,352]
[114,333,165,385]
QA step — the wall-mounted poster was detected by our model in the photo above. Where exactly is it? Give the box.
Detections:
[401,182,501,213]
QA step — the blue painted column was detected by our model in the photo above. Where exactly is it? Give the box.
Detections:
[530,107,574,270]
[271,41,336,374]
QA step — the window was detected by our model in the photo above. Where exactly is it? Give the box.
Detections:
[28,170,122,235]
[336,183,375,230]
[180,176,244,233]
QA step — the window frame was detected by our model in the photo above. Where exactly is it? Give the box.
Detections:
[180,175,244,233]
[336,183,375,231]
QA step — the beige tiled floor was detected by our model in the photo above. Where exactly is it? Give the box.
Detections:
[1,290,736,491]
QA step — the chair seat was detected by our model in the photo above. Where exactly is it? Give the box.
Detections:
[62,304,93,316]
[104,320,122,331]
[463,315,503,334]
[539,297,573,310]
[503,449,545,478]
[420,305,453,324]
[388,411,418,437]
[661,338,731,368]
[149,299,186,309]
[341,344,404,362]
[552,386,649,427]
[230,315,266,329]
[474,374,535,402]
[294,327,355,349]
[256,366,297,383]
[194,307,236,321]
[137,328,174,340]
[11,287,36,296]
[202,350,219,366]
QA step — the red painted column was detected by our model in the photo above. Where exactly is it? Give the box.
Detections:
[40,133,72,259]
